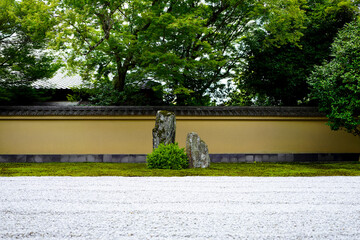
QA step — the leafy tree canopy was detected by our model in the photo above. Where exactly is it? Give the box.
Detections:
[0,0,61,104]
[52,0,307,105]
[233,0,359,106]
[308,20,360,135]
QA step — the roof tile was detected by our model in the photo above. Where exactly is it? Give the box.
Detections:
[0,106,324,117]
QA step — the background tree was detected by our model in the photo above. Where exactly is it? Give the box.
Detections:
[54,0,306,105]
[308,20,360,135]
[234,0,358,106]
[142,0,269,105]
[0,0,60,104]
[54,0,187,105]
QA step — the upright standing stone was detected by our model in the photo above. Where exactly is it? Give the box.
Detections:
[186,132,210,168]
[152,110,176,149]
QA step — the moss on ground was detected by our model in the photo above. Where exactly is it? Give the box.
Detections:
[0,162,359,177]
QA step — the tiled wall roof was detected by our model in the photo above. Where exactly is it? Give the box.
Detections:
[0,106,324,117]
[32,72,83,89]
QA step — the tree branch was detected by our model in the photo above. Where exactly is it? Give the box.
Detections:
[0,32,15,42]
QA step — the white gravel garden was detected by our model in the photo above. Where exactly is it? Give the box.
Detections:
[1,177,359,239]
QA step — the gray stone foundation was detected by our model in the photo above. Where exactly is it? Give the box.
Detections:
[0,154,147,163]
[210,153,359,163]
[0,153,358,163]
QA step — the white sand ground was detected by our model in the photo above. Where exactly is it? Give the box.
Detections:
[0,177,359,239]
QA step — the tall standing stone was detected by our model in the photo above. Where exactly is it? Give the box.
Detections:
[152,110,176,149]
[186,132,210,168]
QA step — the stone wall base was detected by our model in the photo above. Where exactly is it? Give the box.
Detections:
[210,153,359,163]
[0,153,358,163]
[0,154,147,163]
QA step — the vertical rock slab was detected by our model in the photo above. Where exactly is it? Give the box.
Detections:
[152,110,176,149]
[186,132,210,168]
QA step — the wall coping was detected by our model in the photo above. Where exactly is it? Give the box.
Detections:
[0,106,324,117]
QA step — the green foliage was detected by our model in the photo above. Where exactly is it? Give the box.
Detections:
[0,87,12,103]
[67,79,165,106]
[0,0,61,104]
[261,0,308,47]
[0,0,60,90]
[237,0,358,106]
[225,89,257,106]
[0,86,51,105]
[308,20,360,135]
[52,0,310,106]
[88,83,148,106]
[66,86,91,102]
[147,143,189,170]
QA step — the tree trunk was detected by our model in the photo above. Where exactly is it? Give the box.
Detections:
[113,54,127,92]
[113,68,126,92]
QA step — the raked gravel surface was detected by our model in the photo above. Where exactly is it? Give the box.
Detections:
[0,177,359,240]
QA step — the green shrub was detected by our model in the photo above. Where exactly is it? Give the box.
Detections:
[0,85,50,105]
[67,85,93,102]
[67,80,166,106]
[146,143,189,170]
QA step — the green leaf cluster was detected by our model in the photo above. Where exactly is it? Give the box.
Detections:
[235,0,358,106]
[146,143,189,170]
[308,20,360,135]
[0,0,61,104]
[52,0,313,106]
[67,78,165,105]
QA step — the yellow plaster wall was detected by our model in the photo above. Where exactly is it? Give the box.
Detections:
[1,116,360,154]
[176,118,360,154]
